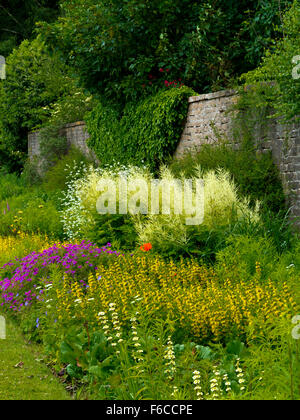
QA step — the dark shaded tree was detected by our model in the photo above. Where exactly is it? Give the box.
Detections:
[39,0,293,102]
[0,0,59,56]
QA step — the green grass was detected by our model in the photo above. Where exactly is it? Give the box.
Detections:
[0,317,71,400]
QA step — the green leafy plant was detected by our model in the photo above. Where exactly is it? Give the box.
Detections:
[39,124,68,173]
[83,213,138,251]
[42,146,93,193]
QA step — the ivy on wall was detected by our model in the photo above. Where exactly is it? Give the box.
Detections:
[86,86,196,171]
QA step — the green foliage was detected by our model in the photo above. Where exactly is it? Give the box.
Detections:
[83,213,138,252]
[42,146,93,193]
[39,0,293,101]
[0,169,25,201]
[134,167,260,262]
[0,36,75,171]
[0,146,99,239]
[21,157,43,187]
[170,142,293,256]
[0,35,93,173]
[216,235,278,280]
[243,317,300,400]
[46,89,96,127]
[240,0,300,121]
[86,87,195,171]
[39,124,68,173]
[0,192,63,239]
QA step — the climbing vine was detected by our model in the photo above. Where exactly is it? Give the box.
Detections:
[86,86,196,171]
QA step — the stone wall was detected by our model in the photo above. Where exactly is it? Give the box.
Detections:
[28,89,300,226]
[175,89,238,155]
[28,121,97,172]
[175,89,300,227]
[60,121,93,158]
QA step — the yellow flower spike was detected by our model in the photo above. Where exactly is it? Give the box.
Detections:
[32,253,295,340]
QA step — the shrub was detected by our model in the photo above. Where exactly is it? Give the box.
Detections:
[84,213,138,251]
[60,163,260,259]
[169,140,286,214]
[39,0,293,100]
[46,89,96,127]
[39,124,69,173]
[42,146,93,193]
[60,164,148,241]
[21,157,43,187]
[215,235,278,281]
[0,35,93,172]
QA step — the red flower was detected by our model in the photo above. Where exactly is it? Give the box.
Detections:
[159,68,164,73]
[164,80,169,86]
[140,243,152,252]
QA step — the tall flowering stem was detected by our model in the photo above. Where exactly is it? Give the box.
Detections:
[210,366,221,400]
[192,370,204,400]
[236,358,246,392]
[164,336,176,381]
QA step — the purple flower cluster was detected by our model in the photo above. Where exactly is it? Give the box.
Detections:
[0,241,119,311]
[3,201,10,215]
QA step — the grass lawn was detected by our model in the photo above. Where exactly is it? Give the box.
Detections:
[0,317,71,400]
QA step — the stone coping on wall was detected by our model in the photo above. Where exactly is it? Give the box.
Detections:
[28,121,87,135]
[188,89,237,103]
[63,121,86,129]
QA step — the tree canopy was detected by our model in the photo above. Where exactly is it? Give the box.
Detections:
[0,0,59,56]
[39,0,293,102]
